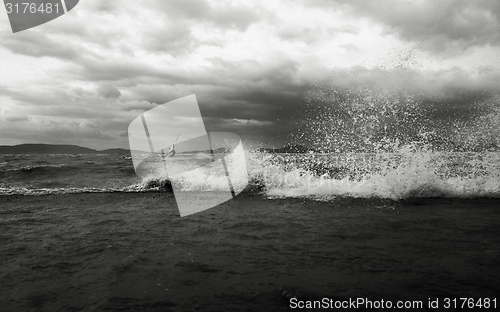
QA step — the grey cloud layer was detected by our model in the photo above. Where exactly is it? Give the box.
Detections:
[1,0,499,149]
[326,0,500,53]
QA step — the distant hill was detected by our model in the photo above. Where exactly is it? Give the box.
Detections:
[99,148,131,155]
[0,144,131,155]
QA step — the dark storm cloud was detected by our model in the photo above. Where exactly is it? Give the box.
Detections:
[198,83,309,146]
[123,56,305,102]
[106,55,310,146]
[144,57,304,110]
[198,85,306,125]
[319,0,500,53]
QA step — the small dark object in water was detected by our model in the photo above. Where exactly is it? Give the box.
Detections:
[145,179,173,192]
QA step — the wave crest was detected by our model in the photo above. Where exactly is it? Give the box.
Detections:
[249,150,500,200]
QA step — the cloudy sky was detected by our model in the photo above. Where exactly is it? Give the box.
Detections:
[1,0,499,150]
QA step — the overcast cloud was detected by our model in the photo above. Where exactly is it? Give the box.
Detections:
[0,0,499,149]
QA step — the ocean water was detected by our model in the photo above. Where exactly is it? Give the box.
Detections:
[0,150,499,199]
[0,154,141,195]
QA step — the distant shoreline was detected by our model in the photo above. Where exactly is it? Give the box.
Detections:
[0,144,131,155]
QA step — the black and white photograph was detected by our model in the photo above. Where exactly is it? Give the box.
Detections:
[1,0,499,311]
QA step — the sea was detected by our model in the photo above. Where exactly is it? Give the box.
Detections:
[1,150,499,199]
[2,87,499,199]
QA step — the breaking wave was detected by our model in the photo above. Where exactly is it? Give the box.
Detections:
[248,150,500,200]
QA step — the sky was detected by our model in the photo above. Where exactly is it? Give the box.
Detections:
[0,0,499,150]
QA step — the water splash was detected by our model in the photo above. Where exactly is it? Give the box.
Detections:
[248,151,500,200]
[295,85,499,153]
